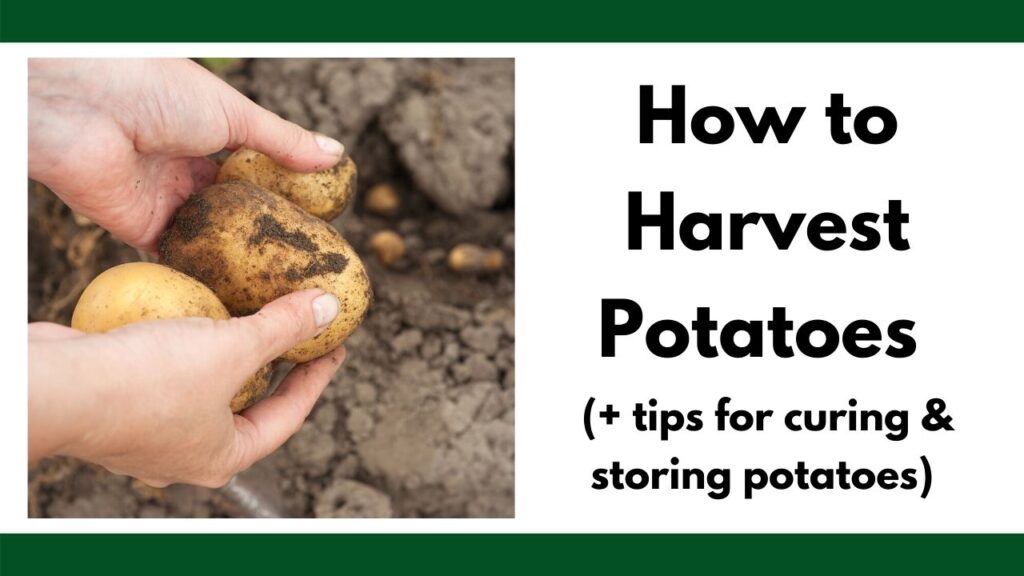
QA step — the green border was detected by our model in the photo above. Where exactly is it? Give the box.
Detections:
[2,0,1024,41]
[2,534,1023,574]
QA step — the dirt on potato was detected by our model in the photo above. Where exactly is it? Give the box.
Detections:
[28,58,514,518]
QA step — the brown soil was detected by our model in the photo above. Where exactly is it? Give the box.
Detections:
[28,58,514,518]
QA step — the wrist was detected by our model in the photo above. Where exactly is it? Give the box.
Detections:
[28,337,109,461]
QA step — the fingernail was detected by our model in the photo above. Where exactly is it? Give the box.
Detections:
[314,133,344,156]
[312,293,340,328]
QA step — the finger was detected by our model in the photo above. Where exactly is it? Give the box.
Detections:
[188,156,219,190]
[136,477,171,489]
[231,347,346,468]
[221,92,344,173]
[231,289,340,372]
[28,322,82,341]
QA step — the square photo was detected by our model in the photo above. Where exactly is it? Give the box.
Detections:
[27,58,515,518]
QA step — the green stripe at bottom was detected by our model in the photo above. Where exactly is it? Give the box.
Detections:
[1,534,1021,574]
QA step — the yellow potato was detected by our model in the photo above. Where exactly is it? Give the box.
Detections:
[364,183,400,217]
[369,230,405,267]
[159,180,372,363]
[216,148,357,221]
[447,243,505,274]
[71,262,270,412]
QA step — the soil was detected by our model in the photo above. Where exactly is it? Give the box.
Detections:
[28,58,515,518]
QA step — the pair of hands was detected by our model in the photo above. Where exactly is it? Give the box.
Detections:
[28,59,348,487]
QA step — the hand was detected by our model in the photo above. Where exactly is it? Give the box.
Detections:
[28,58,345,252]
[28,289,345,487]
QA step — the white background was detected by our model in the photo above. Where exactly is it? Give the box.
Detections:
[1,44,1022,532]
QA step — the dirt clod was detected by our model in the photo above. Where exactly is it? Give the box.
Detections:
[315,479,393,518]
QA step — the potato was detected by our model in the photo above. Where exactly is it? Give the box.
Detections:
[71,262,270,413]
[447,243,505,274]
[364,183,400,217]
[216,148,357,221]
[159,180,372,363]
[368,230,405,267]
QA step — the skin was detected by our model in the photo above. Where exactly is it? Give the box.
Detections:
[70,262,272,413]
[30,291,344,487]
[28,58,350,486]
[29,58,344,252]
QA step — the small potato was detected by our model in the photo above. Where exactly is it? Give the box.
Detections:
[71,262,270,412]
[217,148,357,220]
[369,230,405,267]
[364,183,400,217]
[447,243,505,274]
[160,180,372,363]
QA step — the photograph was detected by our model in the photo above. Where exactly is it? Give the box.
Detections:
[27,58,515,518]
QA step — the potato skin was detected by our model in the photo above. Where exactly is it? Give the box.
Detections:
[228,364,272,413]
[216,148,357,221]
[447,243,505,274]
[369,230,405,267]
[159,180,372,363]
[72,262,229,331]
[364,183,400,217]
[71,262,270,412]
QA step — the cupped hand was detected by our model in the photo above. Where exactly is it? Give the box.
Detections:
[28,289,345,487]
[28,58,344,252]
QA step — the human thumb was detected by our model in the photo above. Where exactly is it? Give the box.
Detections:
[232,289,340,372]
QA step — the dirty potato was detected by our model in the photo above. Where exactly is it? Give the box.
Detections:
[71,262,271,412]
[159,180,372,363]
[217,148,357,221]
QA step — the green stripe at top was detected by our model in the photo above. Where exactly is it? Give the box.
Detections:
[1,0,1024,41]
